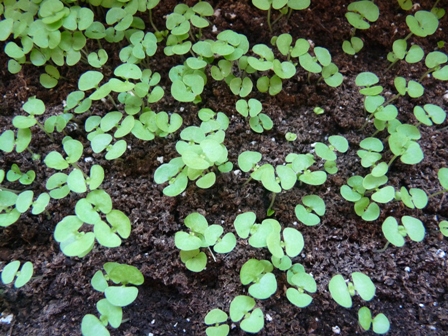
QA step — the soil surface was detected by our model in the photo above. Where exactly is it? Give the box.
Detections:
[1,0,448,335]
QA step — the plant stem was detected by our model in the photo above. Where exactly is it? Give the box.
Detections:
[267,7,272,32]
[149,9,159,32]
[428,189,447,198]
[267,192,277,215]
[373,241,390,253]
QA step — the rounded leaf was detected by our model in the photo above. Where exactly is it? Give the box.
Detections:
[329,274,352,308]
[104,286,138,307]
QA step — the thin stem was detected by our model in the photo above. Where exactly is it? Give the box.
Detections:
[388,155,398,167]
[149,9,159,32]
[271,12,285,27]
[267,7,272,32]
[267,192,277,215]
[373,241,390,253]
[207,247,216,262]
[428,189,447,198]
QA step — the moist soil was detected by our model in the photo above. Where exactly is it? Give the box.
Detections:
[1,0,448,335]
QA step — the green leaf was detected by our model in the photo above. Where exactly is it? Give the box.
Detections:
[382,217,405,247]
[105,286,138,307]
[329,274,352,308]
[351,272,375,301]
[402,216,425,242]
[81,314,110,336]
[180,249,207,272]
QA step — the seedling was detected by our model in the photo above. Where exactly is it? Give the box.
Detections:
[235,99,273,133]
[229,295,264,333]
[285,153,327,185]
[286,264,316,308]
[294,194,325,226]
[313,106,324,115]
[0,128,32,154]
[175,213,236,272]
[256,74,283,95]
[430,167,448,198]
[285,132,297,141]
[204,308,229,336]
[382,216,425,247]
[328,272,376,308]
[240,259,277,299]
[345,1,379,30]
[1,260,33,288]
[394,76,424,98]
[387,39,424,70]
[395,187,428,209]
[406,10,439,37]
[82,262,143,336]
[267,227,304,260]
[342,36,363,55]
[272,34,310,60]
[388,124,424,165]
[358,307,390,334]
[413,104,446,126]
[313,135,349,174]
[355,72,383,96]
[234,213,282,249]
[420,51,448,81]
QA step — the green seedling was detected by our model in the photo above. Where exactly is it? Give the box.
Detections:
[119,31,157,64]
[394,76,424,98]
[313,135,349,173]
[166,2,214,37]
[413,104,446,126]
[235,99,273,133]
[170,65,206,103]
[420,51,448,81]
[356,137,387,175]
[285,153,327,185]
[267,226,304,260]
[44,113,73,134]
[6,164,35,185]
[387,39,424,70]
[286,264,317,308]
[299,46,331,76]
[131,110,182,141]
[285,132,297,141]
[44,137,83,170]
[204,308,229,336]
[175,213,236,272]
[395,186,428,209]
[294,194,326,226]
[272,34,310,59]
[40,65,61,89]
[13,97,52,138]
[54,215,95,257]
[0,128,32,154]
[355,72,383,96]
[431,167,448,198]
[329,272,376,308]
[14,190,50,215]
[382,216,425,247]
[340,175,383,221]
[363,95,398,126]
[88,49,108,68]
[440,221,448,237]
[1,260,33,288]
[240,259,277,299]
[406,10,439,37]
[82,263,144,336]
[210,59,232,81]
[234,213,283,249]
[358,307,390,334]
[229,76,253,97]
[342,36,363,55]
[321,62,343,87]
[388,124,424,165]
[256,75,283,95]
[155,116,232,196]
[345,1,379,30]
[229,295,264,333]
[164,33,192,56]
[211,30,249,60]
[313,106,324,115]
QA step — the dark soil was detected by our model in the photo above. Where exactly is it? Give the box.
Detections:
[1,0,448,335]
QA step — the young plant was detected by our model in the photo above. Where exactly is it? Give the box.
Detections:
[175,213,236,272]
[229,295,264,334]
[204,308,229,336]
[82,262,144,336]
[240,259,277,299]
[286,263,317,308]
[358,307,390,334]
[1,260,33,288]
[235,99,273,133]
[154,112,232,196]
[413,104,446,127]
[294,194,326,226]
[381,216,425,247]
[313,135,349,174]
[285,153,327,186]
[328,272,376,308]
[388,123,424,165]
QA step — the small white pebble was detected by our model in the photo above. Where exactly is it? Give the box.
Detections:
[332,326,341,334]
[265,313,273,322]
[436,249,446,258]
[212,25,217,32]
[151,319,155,324]
[233,169,241,176]
[179,107,185,112]
[405,266,411,272]
[157,156,164,163]
[0,314,13,324]
[84,157,93,163]
[419,303,425,308]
